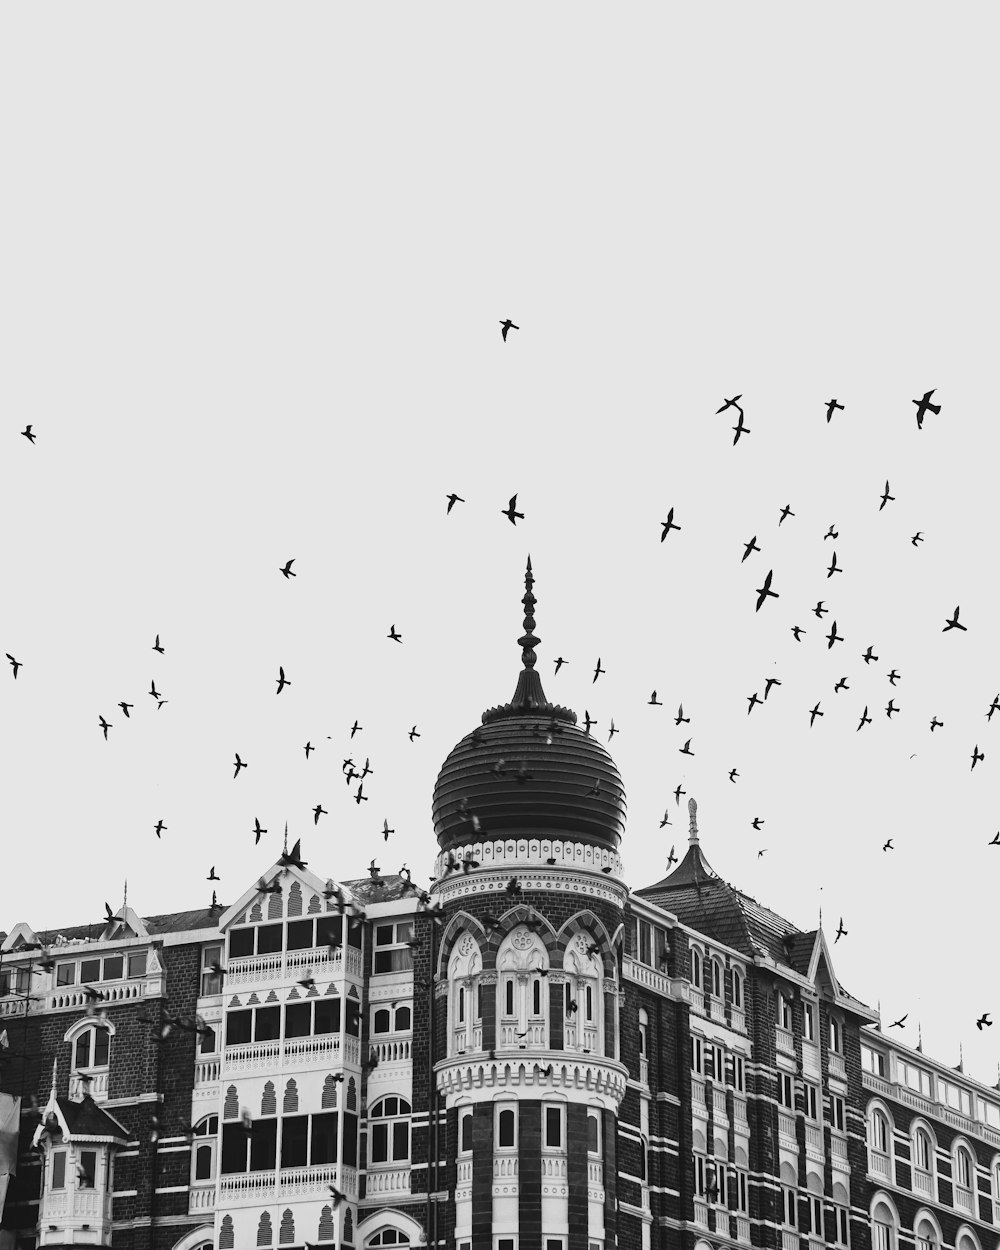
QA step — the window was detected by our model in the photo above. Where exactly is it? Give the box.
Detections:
[868,1107,892,1178]
[778,1072,794,1109]
[254,1006,280,1041]
[191,1116,219,1182]
[954,1143,974,1207]
[102,955,123,981]
[395,1005,411,1031]
[637,921,652,966]
[0,967,29,996]
[640,1135,648,1183]
[806,1194,822,1235]
[831,1094,846,1132]
[80,959,101,983]
[497,1106,516,1149]
[705,1043,724,1082]
[691,1036,703,1075]
[257,924,283,955]
[778,993,792,1030]
[229,928,254,958]
[285,1003,312,1039]
[373,1009,391,1034]
[732,967,744,1009]
[915,1217,938,1250]
[710,959,722,999]
[368,1097,411,1164]
[805,1084,819,1120]
[201,945,223,995]
[587,1112,600,1154]
[547,1240,564,1250]
[691,948,702,989]
[56,963,75,986]
[369,1233,410,1247]
[460,1110,472,1153]
[830,1015,843,1053]
[311,1112,338,1165]
[782,1187,797,1228]
[861,1044,885,1076]
[735,1167,748,1213]
[901,1061,933,1098]
[914,1126,932,1170]
[78,1151,96,1188]
[544,1105,563,1149]
[73,1024,110,1070]
[496,1240,515,1250]
[504,979,515,1017]
[51,1151,66,1189]
[732,1054,745,1093]
[533,980,541,1016]
[127,952,147,978]
[373,923,414,974]
[803,1001,815,1041]
[286,920,313,951]
[835,1206,850,1246]
[871,1198,896,1250]
[280,1116,309,1168]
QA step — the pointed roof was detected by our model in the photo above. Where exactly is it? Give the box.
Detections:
[56,1095,130,1141]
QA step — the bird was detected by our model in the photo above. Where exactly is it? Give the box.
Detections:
[328,1185,347,1210]
[862,646,878,665]
[885,700,899,718]
[303,741,314,759]
[660,509,682,540]
[607,720,619,742]
[445,493,465,513]
[883,839,893,852]
[757,849,767,858]
[593,658,605,683]
[666,845,678,866]
[728,768,739,783]
[387,625,402,643]
[751,817,764,830]
[156,698,168,711]
[890,1014,908,1029]
[151,633,165,655]
[929,716,943,731]
[978,1013,993,1031]
[813,601,829,618]
[679,739,694,756]
[583,710,596,734]
[879,480,895,510]
[505,876,522,897]
[409,725,420,741]
[717,394,744,418]
[502,494,524,525]
[350,720,362,738]
[972,745,985,771]
[20,424,36,443]
[253,817,266,845]
[764,678,781,699]
[747,691,761,713]
[824,524,839,541]
[943,606,967,632]
[346,764,360,782]
[990,833,1000,846]
[825,399,844,422]
[149,680,161,701]
[207,866,220,881]
[98,715,112,740]
[673,785,686,804]
[754,570,779,611]
[675,704,690,726]
[826,621,843,649]
[778,504,795,525]
[732,415,750,444]
[827,551,842,577]
[911,532,924,547]
[499,319,519,341]
[280,559,296,579]
[298,972,316,991]
[808,702,823,727]
[887,668,901,686]
[355,784,369,804]
[276,666,290,694]
[833,677,849,693]
[103,902,118,923]
[153,820,166,839]
[554,656,567,674]
[649,691,662,705]
[6,654,22,679]
[567,999,579,1014]
[835,918,847,943]
[741,535,761,562]
[791,625,806,642]
[986,695,1000,722]
[912,389,940,430]
[313,804,327,825]
[586,779,602,797]
[857,707,872,730]
[233,753,248,779]
[117,700,133,717]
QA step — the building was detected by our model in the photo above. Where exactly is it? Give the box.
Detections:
[3,561,1000,1250]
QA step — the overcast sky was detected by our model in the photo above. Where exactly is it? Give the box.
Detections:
[2,3,999,1086]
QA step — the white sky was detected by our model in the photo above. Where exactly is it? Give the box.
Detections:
[2,4,998,1086]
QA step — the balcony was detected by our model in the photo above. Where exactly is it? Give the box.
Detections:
[862,1070,1000,1149]
[283,1035,341,1065]
[913,1168,934,1196]
[828,1052,846,1080]
[218,1170,277,1206]
[189,1182,215,1213]
[45,975,158,1013]
[69,1068,109,1102]
[781,1232,799,1250]
[41,1188,110,1222]
[372,1037,412,1064]
[708,997,726,1023]
[776,1026,795,1056]
[712,1086,728,1118]
[690,987,705,1016]
[621,957,675,997]
[217,1163,357,1207]
[830,1130,848,1162]
[639,1056,649,1086]
[495,1157,518,1178]
[868,1149,890,1179]
[280,1163,349,1198]
[693,1198,708,1226]
[194,1054,221,1086]
[733,1095,748,1127]
[736,1216,750,1243]
[222,1039,281,1071]
[435,1049,628,1105]
[692,1077,708,1117]
[955,1187,974,1214]
[366,1167,411,1196]
[731,1006,746,1033]
[778,1111,796,1144]
[564,1024,599,1052]
[804,1123,823,1156]
[225,953,284,984]
[500,1023,546,1047]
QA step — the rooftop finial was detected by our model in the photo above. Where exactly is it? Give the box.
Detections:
[917,1021,923,1053]
[518,555,540,670]
[688,796,698,843]
[50,1057,58,1101]
[283,822,289,855]
[123,879,127,911]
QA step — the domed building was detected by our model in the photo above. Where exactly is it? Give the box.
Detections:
[3,562,985,1250]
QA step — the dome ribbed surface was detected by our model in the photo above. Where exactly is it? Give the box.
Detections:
[433,715,626,854]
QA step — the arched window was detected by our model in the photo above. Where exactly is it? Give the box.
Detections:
[459,1109,472,1153]
[191,1115,219,1183]
[373,1009,391,1034]
[73,1025,110,1071]
[65,1018,113,1100]
[691,948,703,990]
[780,1162,797,1228]
[638,1007,648,1082]
[395,1005,411,1032]
[497,1105,516,1149]
[953,1142,975,1213]
[448,932,483,1056]
[562,932,603,1054]
[587,1112,600,1154]
[710,959,722,1000]
[870,1195,898,1250]
[732,966,744,1010]
[495,927,549,1050]
[367,1232,410,1247]
[914,1213,940,1250]
[912,1123,935,1197]
[369,1096,411,1165]
[832,1181,850,1246]
[867,1104,892,1179]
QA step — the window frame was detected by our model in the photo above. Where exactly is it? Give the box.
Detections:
[543,1104,564,1150]
[496,1104,517,1150]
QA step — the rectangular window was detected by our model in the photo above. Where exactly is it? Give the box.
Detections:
[504,979,515,1017]
[778,1072,794,1108]
[778,994,791,1030]
[74,1032,92,1070]
[830,1016,843,1053]
[127,951,147,979]
[221,1123,249,1174]
[460,1110,473,1153]
[691,1036,703,1075]
[342,1112,359,1166]
[225,1010,253,1046]
[547,1240,564,1250]
[286,920,314,951]
[783,1187,796,1228]
[249,1118,277,1171]
[638,921,652,966]
[497,1106,516,1148]
[229,928,254,959]
[315,999,339,1035]
[803,1001,815,1041]
[808,1196,822,1233]
[78,1151,97,1189]
[497,1241,516,1250]
[532,981,541,1016]
[371,1122,389,1163]
[317,915,342,949]
[544,1106,562,1148]
[256,924,283,955]
[310,1112,338,1165]
[56,964,75,986]
[732,1055,745,1092]
[79,959,101,984]
[805,1084,819,1120]
[201,945,223,996]
[836,1208,849,1246]
[285,1002,312,1038]
[872,1222,890,1250]
[706,1044,724,1081]
[831,1095,845,1131]
[254,1006,280,1041]
[198,1025,216,1056]
[93,1026,110,1066]
[281,1116,309,1168]
[51,1152,66,1189]
[736,1170,748,1213]
[861,1045,885,1076]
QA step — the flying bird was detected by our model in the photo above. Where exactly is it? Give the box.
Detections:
[747,691,761,713]
[885,700,899,718]
[986,695,1000,722]
[98,715,112,740]
[355,784,368,804]
[21,425,36,443]
[751,817,764,830]
[741,535,760,561]
[649,691,662,705]
[583,711,596,734]
[879,481,895,510]
[912,388,940,430]
[660,509,681,540]
[971,744,985,770]
[887,669,900,686]
[755,570,779,611]
[6,654,22,679]
[778,504,795,525]
[728,768,739,783]
[593,658,605,682]
[977,1013,993,1030]
[313,805,327,825]
[911,532,924,546]
[890,1014,908,1029]
[207,866,220,881]
[149,681,161,700]
[990,832,1000,846]
[118,701,133,717]
[276,667,290,694]
[303,742,314,759]
[764,678,781,699]
[408,725,420,741]
[732,415,750,444]
[253,818,266,845]
[883,839,893,852]
[943,606,967,632]
[679,739,694,756]
[152,634,164,654]
[929,716,943,731]
[862,646,878,665]
[153,820,166,839]
[659,811,672,829]
[757,849,767,858]
[554,656,567,674]
[835,918,847,943]
[445,493,465,513]
[825,399,844,422]
[502,495,524,525]
[808,702,823,727]
[823,524,838,541]
[716,394,744,418]
[791,625,806,641]
[857,706,872,730]
[675,704,690,725]
[280,559,296,579]
[382,820,393,842]
[813,601,829,618]
[833,677,849,693]
[387,625,402,643]
[350,720,362,738]
[233,754,246,778]
[499,319,519,341]
[827,551,842,577]
[607,720,619,741]
[674,785,686,804]
[826,621,843,649]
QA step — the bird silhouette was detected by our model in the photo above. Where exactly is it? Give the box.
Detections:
[276,667,290,694]
[990,832,1000,846]
[751,817,764,830]
[747,692,761,713]
[207,866,220,881]
[20,425,36,443]
[355,784,369,804]
[757,849,767,858]
[674,785,686,804]
[152,634,164,654]
[813,601,829,618]
[666,845,677,866]
[742,535,761,561]
[675,704,690,726]
[732,415,750,444]
[388,625,402,643]
[233,754,246,778]
[879,481,895,510]
[911,532,924,546]
[253,817,266,845]
[754,570,779,611]
[971,745,985,770]
[583,710,596,734]
[99,715,112,740]
[313,805,327,825]
[593,658,605,682]
[303,741,314,759]
[764,678,781,699]
[118,701,133,717]
[607,720,619,742]
[554,657,567,674]
[929,716,943,731]
[885,700,899,718]
[716,394,744,418]
[586,779,602,797]
[824,524,839,541]
[833,677,849,693]
[977,1013,993,1030]
[6,654,22,679]
[149,680,161,700]
[409,725,420,741]
[809,702,823,727]
[943,606,967,632]
[883,839,893,852]
[986,695,1000,722]
[791,625,806,641]
[778,504,795,525]
[826,621,843,649]
[862,646,878,665]
[827,551,842,577]
[728,768,739,783]
[912,389,940,429]
[350,720,362,737]
[887,669,900,686]
[502,495,524,525]
[280,559,296,579]
[857,707,872,730]
[660,509,681,540]
[890,1014,908,1029]
[499,319,519,341]
[835,918,847,943]
[825,399,844,422]
[445,493,465,513]
[679,739,694,756]
[649,691,662,705]
[153,820,166,839]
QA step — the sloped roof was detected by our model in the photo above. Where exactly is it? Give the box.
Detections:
[342,874,415,905]
[24,907,221,949]
[56,1095,130,1140]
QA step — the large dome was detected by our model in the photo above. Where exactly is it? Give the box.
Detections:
[431,558,626,854]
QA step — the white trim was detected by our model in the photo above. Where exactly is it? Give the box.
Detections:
[169,1227,214,1250]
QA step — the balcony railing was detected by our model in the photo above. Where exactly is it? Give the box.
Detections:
[194,1054,221,1086]
[222,1039,281,1070]
[279,1163,343,1197]
[690,987,705,1015]
[225,953,284,984]
[693,1198,708,1225]
[45,975,159,1013]
[494,1157,518,1178]
[217,1163,357,1206]
[189,1182,215,1213]
[692,1078,707,1113]
[41,1188,109,1221]
[564,1024,599,1051]
[500,1023,545,1047]
[712,1087,728,1117]
[868,1150,890,1179]
[283,1035,340,1064]
[709,997,726,1023]
[736,1216,751,1243]
[828,1052,846,1080]
[734,1095,748,1126]
[639,1056,649,1086]
[218,1170,277,1204]
[778,1111,796,1143]
[372,1037,411,1064]
[69,1068,109,1101]
[955,1187,974,1213]
[805,1123,823,1155]
[621,957,674,997]
[914,1169,933,1196]
[830,1131,848,1161]
[781,1231,799,1250]
[731,1006,746,1032]
[862,1071,1000,1149]
[776,1026,795,1056]
[366,1167,410,1195]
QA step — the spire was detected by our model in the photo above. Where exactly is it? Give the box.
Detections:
[122,879,127,911]
[50,1057,58,1101]
[688,797,699,844]
[283,822,289,855]
[917,1021,923,1053]
[518,555,540,669]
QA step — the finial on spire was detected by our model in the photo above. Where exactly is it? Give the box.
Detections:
[688,796,698,843]
[50,1057,58,1100]
[123,879,127,911]
[283,822,289,855]
[917,1021,923,1053]
[957,1042,964,1073]
[517,555,540,669]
